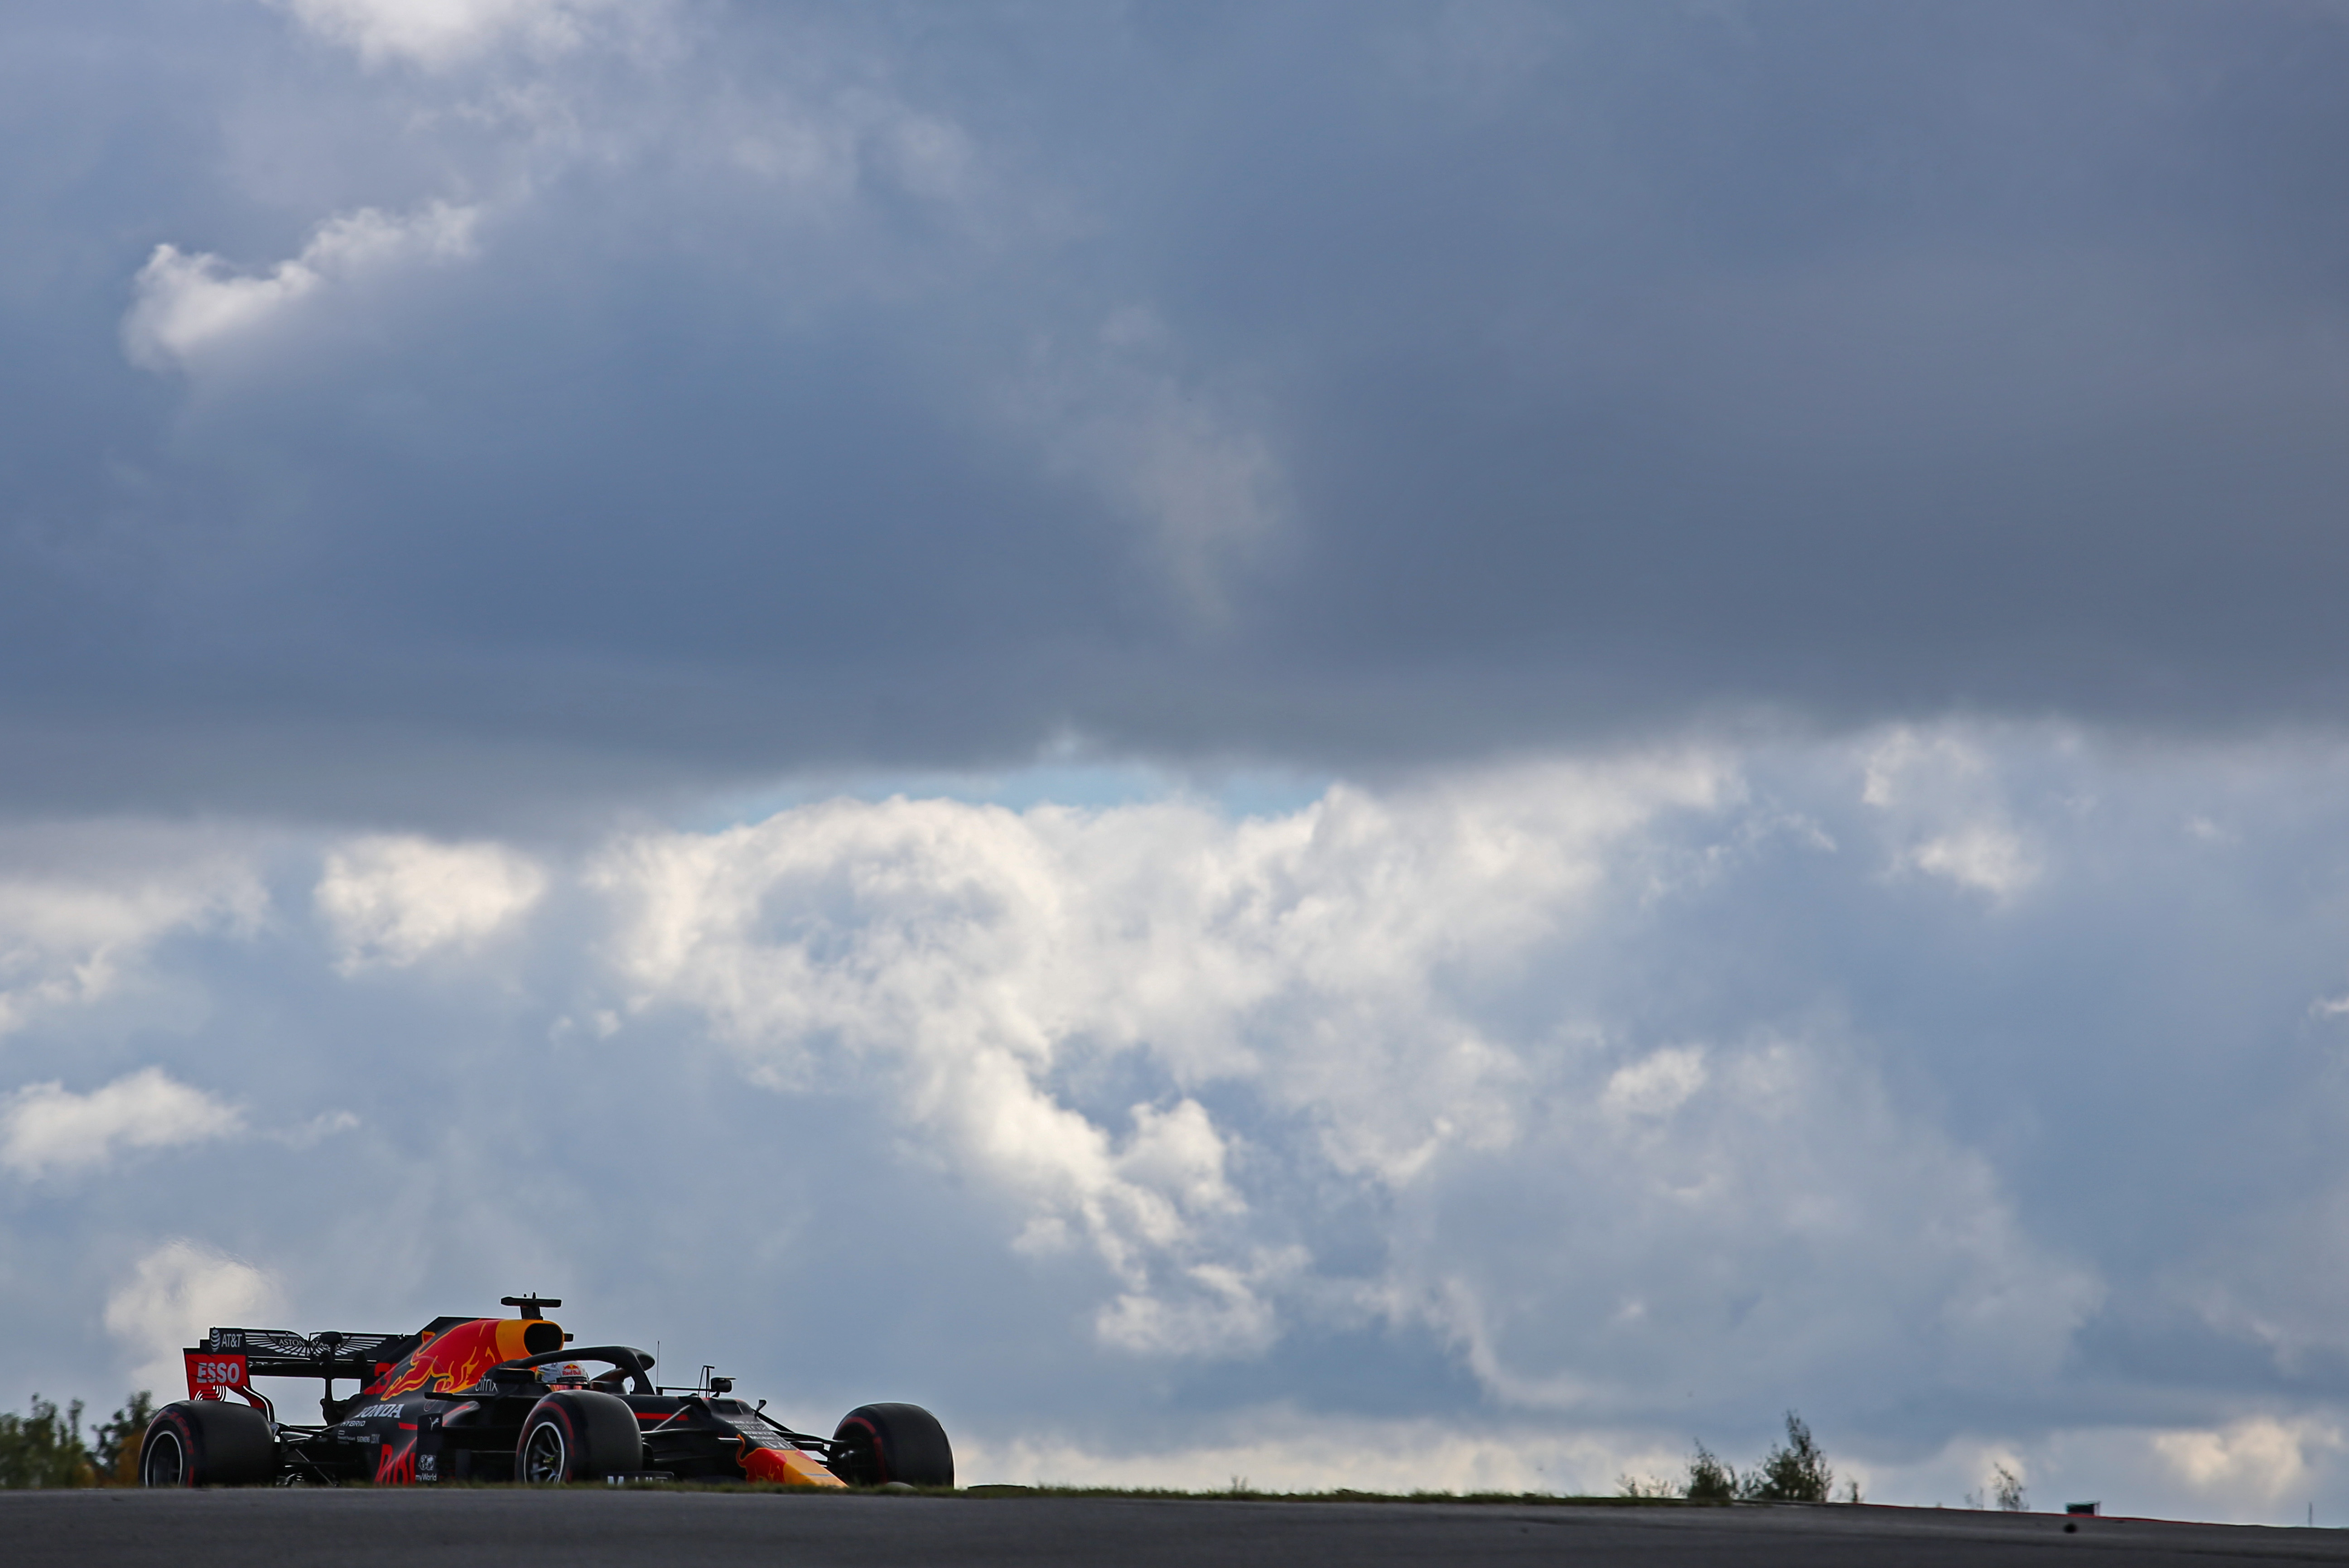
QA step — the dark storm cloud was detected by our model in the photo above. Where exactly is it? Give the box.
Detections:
[5,1,2348,816]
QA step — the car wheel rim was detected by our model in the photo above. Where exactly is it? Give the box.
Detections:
[523,1423,568,1484]
[144,1431,184,1488]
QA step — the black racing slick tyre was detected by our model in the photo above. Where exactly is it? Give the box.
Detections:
[832,1403,953,1489]
[517,1390,645,1484]
[140,1400,275,1487]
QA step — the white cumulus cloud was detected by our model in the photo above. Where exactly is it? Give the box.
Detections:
[0,730,2315,1510]
[0,851,266,1036]
[1909,825,2038,899]
[1862,727,2042,899]
[1601,1045,1708,1121]
[577,753,2099,1387]
[594,762,1723,1351]
[0,1069,243,1178]
[315,835,547,970]
[2155,1417,2344,1505]
[1384,1032,2101,1414]
[105,1240,280,1399]
[123,202,479,371]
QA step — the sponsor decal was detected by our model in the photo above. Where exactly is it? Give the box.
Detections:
[184,1351,247,1400]
[188,1355,246,1387]
[375,1433,418,1486]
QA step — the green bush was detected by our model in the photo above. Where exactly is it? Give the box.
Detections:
[0,1392,155,1487]
[1684,1441,1739,1501]
[0,1396,94,1488]
[92,1394,156,1486]
[1743,1412,1833,1502]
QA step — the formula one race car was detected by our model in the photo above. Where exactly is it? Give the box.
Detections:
[139,1296,952,1489]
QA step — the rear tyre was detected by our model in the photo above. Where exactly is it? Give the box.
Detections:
[516,1390,644,1484]
[831,1404,952,1489]
[140,1401,275,1487]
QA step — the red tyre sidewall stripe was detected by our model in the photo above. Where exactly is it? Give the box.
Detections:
[162,1410,199,1487]
[526,1402,580,1481]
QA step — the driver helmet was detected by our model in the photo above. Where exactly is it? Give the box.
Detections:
[539,1362,589,1388]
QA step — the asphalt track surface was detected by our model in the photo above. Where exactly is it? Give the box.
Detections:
[10,1490,2349,1567]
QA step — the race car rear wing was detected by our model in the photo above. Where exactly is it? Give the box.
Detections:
[184,1326,429,1419]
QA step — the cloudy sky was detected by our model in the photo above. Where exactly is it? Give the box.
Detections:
[6,0,2349,1520]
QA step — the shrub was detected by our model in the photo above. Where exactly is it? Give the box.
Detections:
[1684,1441,1740,1501]
[1744,1411,1833,1503]
[0,1396,95,1488]
[1991,1463,2026,1512]
[91,1394,155,1486]
[1616,1472,1679,1499]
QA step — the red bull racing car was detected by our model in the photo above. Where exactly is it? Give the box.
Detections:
[139,1296,952,1489]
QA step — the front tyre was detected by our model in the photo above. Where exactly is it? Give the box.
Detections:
[517,1390,644,1484]
[140,1401,275,1487]
[832,1404,952,1489]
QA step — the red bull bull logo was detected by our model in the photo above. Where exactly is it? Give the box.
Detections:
[373,1317,564,1398]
